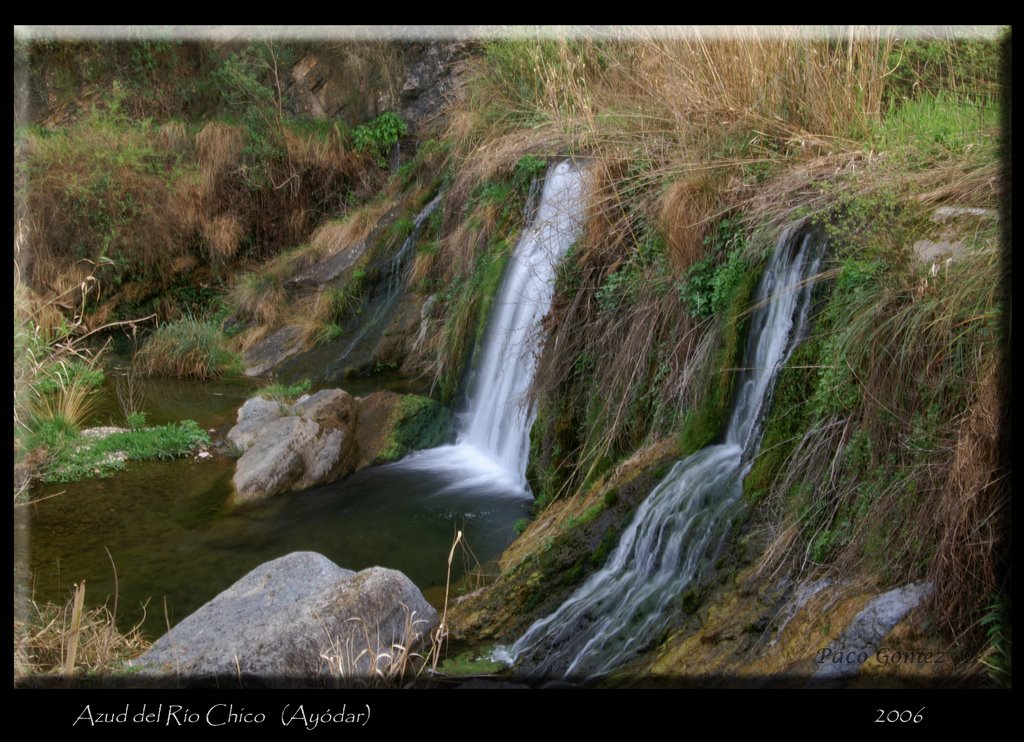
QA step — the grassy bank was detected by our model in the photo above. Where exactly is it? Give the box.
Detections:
[439,28,1007,668]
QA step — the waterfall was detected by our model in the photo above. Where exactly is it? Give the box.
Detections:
[390,160,586,493]
[497,224,827,679]
[457,161,586,486]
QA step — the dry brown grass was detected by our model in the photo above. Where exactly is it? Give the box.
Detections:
[201,213,244,261]
[14,582,150,684]
[196,121,243,189]
[310,201,390,254]
[231,271,287,328]
[929,361,1009,647]
[660,175,721,273]
[157,120,189,153]
[283,125,347,169]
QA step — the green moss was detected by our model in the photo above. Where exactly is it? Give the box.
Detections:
[438,649,506,677]
[590,525,623,568]
[376,394,455,463]
[437,235,514,404]
[567,502,605,530]
[678,260,761,456]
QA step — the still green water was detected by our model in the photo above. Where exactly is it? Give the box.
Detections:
[18,371,531,640]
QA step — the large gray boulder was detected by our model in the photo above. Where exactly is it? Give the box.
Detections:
[226,396,283,451]
[133,552,438,686]
[227,387,450,501]
[228,389,359,502]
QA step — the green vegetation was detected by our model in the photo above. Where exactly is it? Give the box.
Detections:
[255,378,312,404]
[135,317,240,380]
[871,92,999,168]
[377,395,456,463]
[33,360,105,402]
[979,594,1012,688]
[438,649,506,676]
[679,217,749,319]
[34,420,211,483]
[678,257,760,455]
[352,111,408,168]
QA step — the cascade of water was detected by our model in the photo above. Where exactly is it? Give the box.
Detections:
[456,161,586,487]
[498,225,827,679]
[392,161,586,493]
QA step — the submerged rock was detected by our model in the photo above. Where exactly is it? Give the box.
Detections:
[132,552,438,686]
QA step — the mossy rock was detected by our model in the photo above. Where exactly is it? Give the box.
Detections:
[354,391,454,469]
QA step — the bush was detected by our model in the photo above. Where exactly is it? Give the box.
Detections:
[135,317,239,380]
[679,217,749,319]
[352,112,407,168]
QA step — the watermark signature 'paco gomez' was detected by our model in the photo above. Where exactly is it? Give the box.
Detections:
[815,646,947,667]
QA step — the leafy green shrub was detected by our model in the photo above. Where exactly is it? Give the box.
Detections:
[679,217,748,319]
[35,361,105,396]
[352,112,407,168]
[513,155,547,192]
[126,411,147,431]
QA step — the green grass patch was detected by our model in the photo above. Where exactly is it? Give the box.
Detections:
[37,419,211,483]
[438,649,507,677]
[872,92,999,168]
[566,502,605,530]
[255,378,312,404]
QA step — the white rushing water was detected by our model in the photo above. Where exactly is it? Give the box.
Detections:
[389,160,587,494]
[497,224,827,679]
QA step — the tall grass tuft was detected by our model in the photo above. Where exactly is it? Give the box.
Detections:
[135,317,239,380]
[15,584,151,684]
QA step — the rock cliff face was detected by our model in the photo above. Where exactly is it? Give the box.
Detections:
[133,552,438,686]
[285,42,472,134]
